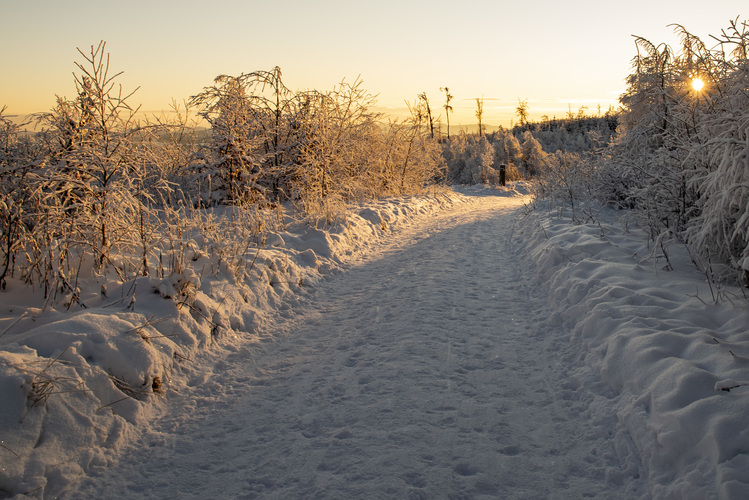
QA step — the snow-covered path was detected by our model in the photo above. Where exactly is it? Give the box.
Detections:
[75,193,645,499]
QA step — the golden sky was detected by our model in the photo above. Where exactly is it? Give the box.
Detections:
[1,0,746,127]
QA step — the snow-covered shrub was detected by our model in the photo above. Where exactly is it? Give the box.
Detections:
[490,127,522,171]
[604,19,749,279]
[532,151,598,221]
[292,86,444,217]
[520,130,546,177]
[1,51,451,300]
[608,35,695,240]
[189,72,275,206]
[142,100,202,205]
[519,114,619,154]
[21,42,167,293]
[292,80,380,215]
[0,108,38,288]
[442,133,497,185]
[189,69,445,218]
[387,101,446,194]
[531,19,749,282]
[685,58,749,279]
[0,43,200,295]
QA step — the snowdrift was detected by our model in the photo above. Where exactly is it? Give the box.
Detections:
[3,186,536,498]
[517,205,749,499]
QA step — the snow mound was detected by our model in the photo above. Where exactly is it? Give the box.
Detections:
[0,188,469,498]
[518,206,749,499]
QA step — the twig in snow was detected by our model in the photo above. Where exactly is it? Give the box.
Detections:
[96,395,135,412]
[173,350,192,363]
[0,311,28,338]
[246,236,266,274]
[0,440,20,458]
[20,346,91,419]
[125,314,170,343]
[269,278,306,287]
[687,285,709,305]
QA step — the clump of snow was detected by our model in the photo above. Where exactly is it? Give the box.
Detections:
[0,188,468,498]
[517,204,749,499]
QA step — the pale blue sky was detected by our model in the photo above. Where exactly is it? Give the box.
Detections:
[1,0,746,126]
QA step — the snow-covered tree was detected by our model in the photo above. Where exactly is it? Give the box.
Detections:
[535,18,749,282]
[682,20,749,278]
[190,74,269,206]
[33,42,151,284]
[0,108,38,288]
[489,128,522,171]
[443,133,497,184]
[520,130,546,177]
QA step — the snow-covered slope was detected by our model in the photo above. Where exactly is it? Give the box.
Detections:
[517,205,749,499]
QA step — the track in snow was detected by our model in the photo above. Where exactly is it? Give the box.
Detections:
[76,192,645,499]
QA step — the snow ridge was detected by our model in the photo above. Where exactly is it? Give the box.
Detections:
[518,206,749,499]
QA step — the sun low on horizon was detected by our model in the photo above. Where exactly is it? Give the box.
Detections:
[0,0,746,127]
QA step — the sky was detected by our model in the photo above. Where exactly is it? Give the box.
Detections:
[1,0,747,128]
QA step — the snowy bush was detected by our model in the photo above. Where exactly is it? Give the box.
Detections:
[188,68,445,219]
[684,57,749,279]
[515,114,618,154]
[3,43,173,297]
[532,151,600,221]
[440,128,533,187]
[293,79,383,215]
[0,44,454,299]
[612,19,749,280]
[489,127,522,172]
[0,108,36,288]
[190,68,294,206]
[443,133,497,184]
[519,130,546,177]
[533,18,749,283]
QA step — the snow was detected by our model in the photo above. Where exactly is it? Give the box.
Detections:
[1,183,749,499]
[0,187,473,498]
[519,204,749,499]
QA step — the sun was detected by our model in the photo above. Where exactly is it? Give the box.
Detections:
[691,77,705,91]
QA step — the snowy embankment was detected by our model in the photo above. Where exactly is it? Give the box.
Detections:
[0,188,481,499]
[3,184,749,499]
[517,206,749,499]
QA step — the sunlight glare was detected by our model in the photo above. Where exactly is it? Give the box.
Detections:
[691,77,705,91]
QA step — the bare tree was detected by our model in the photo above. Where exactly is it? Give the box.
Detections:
[440,87,454,139]
[516,99,529,127]
[475,96,484,136]
[418,92,435,139]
